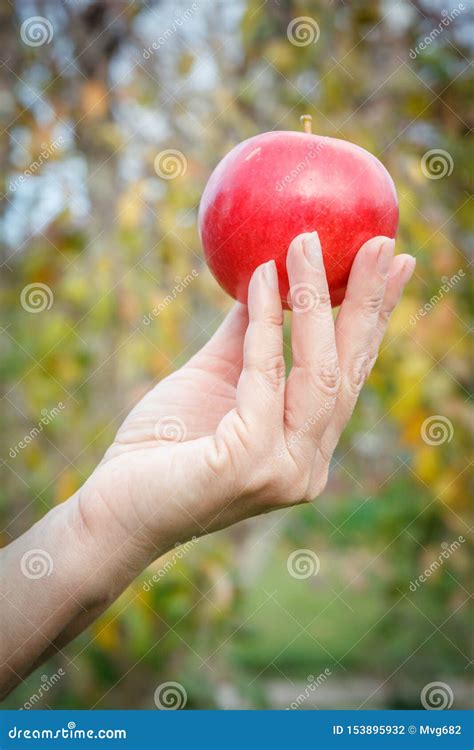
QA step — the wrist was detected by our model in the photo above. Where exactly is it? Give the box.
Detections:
[70,476,171,604]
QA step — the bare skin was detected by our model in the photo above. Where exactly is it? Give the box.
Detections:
[0,232,415,697]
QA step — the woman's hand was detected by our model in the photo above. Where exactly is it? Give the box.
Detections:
[0,231,415,693]
[80,231,415,584]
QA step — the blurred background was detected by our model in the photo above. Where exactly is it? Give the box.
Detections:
[0,0,472,710]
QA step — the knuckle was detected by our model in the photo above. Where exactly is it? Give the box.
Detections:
[265,310,284,327]
[314,359,341,396]
[360,291,385,314]
[347,353,371,395]
[314,290,331,309]
[379,306,393,325]
[258,353,286,388]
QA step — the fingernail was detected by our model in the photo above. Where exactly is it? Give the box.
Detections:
[304,232,322,267]
[377,238,395,274]
[400,256,416,284]
[262,259,278,290]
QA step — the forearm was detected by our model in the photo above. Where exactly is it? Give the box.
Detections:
[0,487,158,697]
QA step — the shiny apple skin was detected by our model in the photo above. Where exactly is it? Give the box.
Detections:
[198,131,398,307]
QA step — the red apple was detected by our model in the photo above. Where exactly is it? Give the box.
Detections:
[198,117,398,307]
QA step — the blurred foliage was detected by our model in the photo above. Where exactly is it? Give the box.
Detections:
[0,0,472,709]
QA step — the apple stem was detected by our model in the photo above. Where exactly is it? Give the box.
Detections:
[300,114,312,134]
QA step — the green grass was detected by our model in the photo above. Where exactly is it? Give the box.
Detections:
[230,546,384,676]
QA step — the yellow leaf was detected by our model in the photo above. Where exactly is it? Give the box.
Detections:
[178,52,194,75]
[92,616,120,652]
[412,445,440,484]
[80,80,108,120]
[117,186,144,229]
